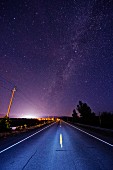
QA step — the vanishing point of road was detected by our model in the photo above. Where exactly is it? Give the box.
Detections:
[0,121,113,170]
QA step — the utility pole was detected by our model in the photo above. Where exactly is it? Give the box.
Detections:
[6,87,16,117]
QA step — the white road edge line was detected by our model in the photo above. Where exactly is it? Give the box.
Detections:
[64,121,113,147]
[0,122,56,154]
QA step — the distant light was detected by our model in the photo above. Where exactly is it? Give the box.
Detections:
[11,127,16,130]
[21,115,37,119]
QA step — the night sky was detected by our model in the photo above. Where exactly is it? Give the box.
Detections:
[0,0,113,118]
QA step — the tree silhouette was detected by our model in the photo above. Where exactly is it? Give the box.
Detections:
[100,112,113,128]
[0,116,11,131]
[76,101,95,121]
[72,109,78,122]
[72,109,77,118]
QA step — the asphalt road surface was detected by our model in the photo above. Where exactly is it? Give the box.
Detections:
[0,121,113,170]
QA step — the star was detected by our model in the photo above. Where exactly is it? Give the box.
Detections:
[0,0,113,117]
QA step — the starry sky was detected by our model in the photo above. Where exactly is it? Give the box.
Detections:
[0,0,113,118]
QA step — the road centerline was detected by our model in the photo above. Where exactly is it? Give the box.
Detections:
[60,133,63,148]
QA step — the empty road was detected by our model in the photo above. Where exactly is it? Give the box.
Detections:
[0,121,113,170]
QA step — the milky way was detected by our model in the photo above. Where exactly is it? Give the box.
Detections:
[0,0,113,117]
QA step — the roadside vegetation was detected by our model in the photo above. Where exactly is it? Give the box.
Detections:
[0,116,11,131]
[71,101,113,129]
[0,117,54,137]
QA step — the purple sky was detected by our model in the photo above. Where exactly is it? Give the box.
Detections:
[0,0,113,118]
